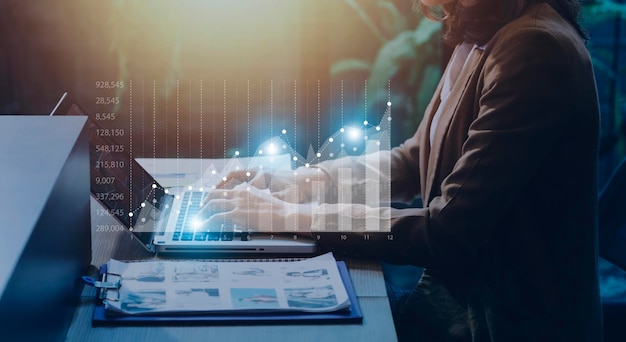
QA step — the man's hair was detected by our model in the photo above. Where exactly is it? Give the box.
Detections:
[417,0,587,46]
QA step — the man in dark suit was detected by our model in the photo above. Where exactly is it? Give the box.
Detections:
[202,1,602,340]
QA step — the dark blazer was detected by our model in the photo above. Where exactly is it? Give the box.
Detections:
[321,3,603,341]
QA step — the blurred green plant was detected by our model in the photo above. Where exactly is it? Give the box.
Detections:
[333,0,626,155]
[331,0,442,144]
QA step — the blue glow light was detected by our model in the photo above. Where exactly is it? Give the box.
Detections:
[266,142,278,155]
[346,126,361,141]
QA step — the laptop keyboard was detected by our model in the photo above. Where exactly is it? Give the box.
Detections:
[171,191,246,242]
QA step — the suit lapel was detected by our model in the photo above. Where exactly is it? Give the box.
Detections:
[423,47,484,204]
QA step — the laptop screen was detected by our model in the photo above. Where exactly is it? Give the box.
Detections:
[50,93,165,248]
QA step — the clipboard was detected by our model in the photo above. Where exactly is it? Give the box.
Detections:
[90,261,363,326]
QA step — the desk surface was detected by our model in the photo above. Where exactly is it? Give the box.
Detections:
[65,158,398,342]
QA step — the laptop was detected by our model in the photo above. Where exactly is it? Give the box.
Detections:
[50,92,317,256]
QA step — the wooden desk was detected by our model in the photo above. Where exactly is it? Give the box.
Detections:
[65,159,398,341]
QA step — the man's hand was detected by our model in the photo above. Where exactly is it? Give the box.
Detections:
[198,183,314,233]
[213,167,328,204]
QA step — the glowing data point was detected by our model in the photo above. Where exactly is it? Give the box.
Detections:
[347,127,361,140]
[222,176,228,182]
[281,129,287,134]
[340,143,345,148]
[352,147,358,152]
[387,116,392,121]
[199,187,204,192]
[246,171,251,177]
[376,126,381,131]
[387,101,392,106]
[266,143,277,155]
[258,149,264,155]
[176,195,181,200]
[187,185,193,191]
[305,178,310,183]
[152,184,157,189]
[316,152,321,158]
[141,202,146,208]
[128,212,134,217]
[223,191,228,197]
[293,156,298,161]
[305,163,310,168]
[340,128,345,133]
[246,187,251,191]
[363,120,369,125]
[164,189,169,194]
[152,198,157,204]
[141,218,146,223]
[329,153,334,158]
[235,151,240,156]
[211,169,217,175]
[329,137,334,143]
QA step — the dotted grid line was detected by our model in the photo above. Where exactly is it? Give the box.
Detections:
[247,79,250,229]
[269,80,274,232]
[364,80,368,124]
[270,80,273,136]
[387,80,392,220]
[259,79,262,149]
[141,80,145,161]
[340,79,344,232]
[222,80,227,226]
[200,80,203,178]
[306,80,309,147]
[247,80,250,159]
[293,79,298,231]
[315,79,321,226]
[176,80,180,190]
[317,80,321,151]
[293,79,297,159]
[189,80,192,166]
[164,81,168,159]
[276,79,290,234]
[339,80,345,235]
[235,81,239,157]
[129,79,133,225]
[223,80,227,159]
[153,80,156,177]
[141,80,145,191]
[355,80,366,219]
[362,79,368,228]
[212,80,215,159]
[353,79,357,126]
[283,80,286,139]
[341,80,344,144]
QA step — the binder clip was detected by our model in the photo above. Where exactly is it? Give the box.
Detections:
[82,272,121,302]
